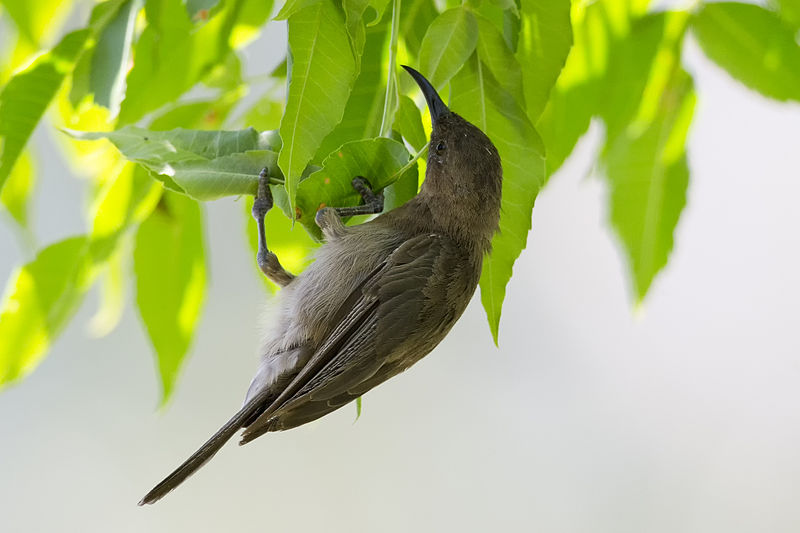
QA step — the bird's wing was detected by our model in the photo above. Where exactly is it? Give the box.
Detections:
[139,233,466,504]
[240,232,469,441]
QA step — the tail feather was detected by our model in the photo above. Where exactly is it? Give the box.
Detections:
[138,402,262,506]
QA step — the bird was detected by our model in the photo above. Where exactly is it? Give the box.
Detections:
[139,65,503,505]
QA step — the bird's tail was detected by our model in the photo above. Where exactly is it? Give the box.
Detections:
[138,400,263,506]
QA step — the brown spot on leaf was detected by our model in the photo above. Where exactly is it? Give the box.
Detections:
[295,207,302,219]
[324,177,330,184]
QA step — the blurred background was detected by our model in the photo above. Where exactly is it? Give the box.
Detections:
[1,2,800,533]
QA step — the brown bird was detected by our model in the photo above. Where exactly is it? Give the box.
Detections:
[139,66,502,505]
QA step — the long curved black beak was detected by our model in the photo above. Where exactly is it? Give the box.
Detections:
[402,65,449,125]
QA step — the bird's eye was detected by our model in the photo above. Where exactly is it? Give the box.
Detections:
[436,141,446,152]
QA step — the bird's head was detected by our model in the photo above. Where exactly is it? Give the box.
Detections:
[402,66,502,248]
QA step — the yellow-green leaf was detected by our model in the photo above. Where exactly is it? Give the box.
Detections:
[0,29,89,193]
[604,69,695,301]
[0,237,93,389]
[692,2,800,102]
[134,191,207,403]
[515,0,572,121]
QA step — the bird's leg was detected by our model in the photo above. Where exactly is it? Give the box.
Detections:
[252,168,295,287]
[332,176,384,217]
[315,177,384,238]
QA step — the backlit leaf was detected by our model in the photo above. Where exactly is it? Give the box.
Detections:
[0,150,36,228]
[515,0,572,121]
[0,237,93,389]
[118,0,271,124]
[419,7,479,89]
[692,2,800,102]
[604,68,695,301]
[0,29,89,193]
[134,191,207,403]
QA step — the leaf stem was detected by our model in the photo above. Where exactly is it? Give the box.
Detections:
[379,0,401,137]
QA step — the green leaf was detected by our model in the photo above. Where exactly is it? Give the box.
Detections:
[89,0,143,116]
[691,2,800,102]
[355,396,362,420]
[89,163,163,258]
[0,0,72,46]
[118,0,271,125]
[186,0,221,19]
[279,0,357,213]
[0,150,36,228]
[295,137,414,236]
[400,0,439,58]
[134,191,207,403]
[88,238,128,337]
[67,126,282,200]
[314,16,390,161]
[515,0,573,121]
[0,29,90,193]
[475,12,524,107]
[537,3,660,177]
[393,94,426,151]
[604,68,695,301]
[86,163,162,335]
[419,7,479,89]
[274,0,323,20]
[0,237,93,389]
[775,0,800,29]
[451,54,545,344]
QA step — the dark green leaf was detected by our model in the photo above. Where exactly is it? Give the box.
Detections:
[0,237,93,389]
[419,7,479,89]
[279,0,358,213]
[515,0,572,121]
[295,138,414,236]
[451,54,545,344]
[134,191,207,403]
[0,29,89,193]
[692,2,800,102]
